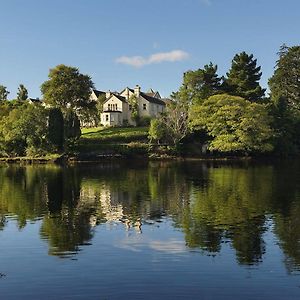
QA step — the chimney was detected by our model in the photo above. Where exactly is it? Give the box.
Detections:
[125,87,130,100]
[134,85,141,97]
[106,90,111,99]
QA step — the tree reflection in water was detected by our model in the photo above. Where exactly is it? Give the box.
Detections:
[0,161,300,271]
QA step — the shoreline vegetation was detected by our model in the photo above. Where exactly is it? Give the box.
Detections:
[0,126,289,164]
[1,45,300,162]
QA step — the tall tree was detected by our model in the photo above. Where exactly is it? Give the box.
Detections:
[41,64,94,113]
[269,45,300,111]
[0,85,9,101]
[64,110,81,148]
[48,108,64,151]
[176,62,222,104]
[17,84,28,101]
[224,52,266,102]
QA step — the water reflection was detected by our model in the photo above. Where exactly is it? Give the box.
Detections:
[0,161,300,271]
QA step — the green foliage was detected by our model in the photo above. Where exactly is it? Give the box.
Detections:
[176,62,223,104]
[190,94,274,154]
[149,100,189,147]
[139,116,151,126]
[96,93,106,114]
[64,110,81,148]
[0,104,49,156]
[224,52,266,102]
[41,64,94,113]
[48,108,64,151]
[0,85,9,101]
[268,45,300,154]
[269,45,300,111]
[128,95,139,124]
[17,84,28,101]
[148,118,167,144]
[270,96,300,154]
[0,101,15,120]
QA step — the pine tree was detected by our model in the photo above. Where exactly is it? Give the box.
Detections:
[269,45,300,111]
[224,52,265,102]
[17,84,28,101]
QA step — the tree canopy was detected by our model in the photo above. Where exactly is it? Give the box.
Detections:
[175,62,222,104]
[0,104,49,156]
[190,94,274,154]
[17,84,28,101]
[0,85,9,101]
[224,52,265,102]
[41,64,94,113]
[269,45,300,111]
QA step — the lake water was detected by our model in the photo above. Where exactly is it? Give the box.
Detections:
[1,160,300,299]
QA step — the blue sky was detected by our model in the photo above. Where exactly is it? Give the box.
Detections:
[0,0,300,98]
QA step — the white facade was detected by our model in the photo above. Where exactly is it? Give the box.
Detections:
[100,85,166,127]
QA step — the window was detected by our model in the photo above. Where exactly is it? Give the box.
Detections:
[143,103,146,110]
[129,105,132,110]
[115,104,118,111]
[106,115,109,121]
[108,104,111,110]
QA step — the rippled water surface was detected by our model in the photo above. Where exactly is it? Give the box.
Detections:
[1,160,300,299]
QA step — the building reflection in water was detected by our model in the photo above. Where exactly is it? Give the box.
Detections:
[1,161,300,272]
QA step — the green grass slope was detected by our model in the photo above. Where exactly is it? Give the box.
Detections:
[75,127,149,156]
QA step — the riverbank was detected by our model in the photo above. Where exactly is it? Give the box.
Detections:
[0,127,294,164]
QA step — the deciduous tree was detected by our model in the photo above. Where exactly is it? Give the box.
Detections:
[41,64,94,113]
[190,94,273,154]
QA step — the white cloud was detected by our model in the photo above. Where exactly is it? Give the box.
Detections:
[115,50,189,68]
[115,56,147,68]
[149,240,187,254]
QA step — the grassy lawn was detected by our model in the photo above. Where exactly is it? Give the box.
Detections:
[80,126,149,144]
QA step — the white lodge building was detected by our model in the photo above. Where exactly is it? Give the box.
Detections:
[100,85,166,126]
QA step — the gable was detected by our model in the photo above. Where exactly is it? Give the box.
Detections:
[103,94,126,104]
[120,87,134,98]
[140,92,166,106]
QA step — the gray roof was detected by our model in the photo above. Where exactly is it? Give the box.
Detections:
[93,89,105,98]
[140,92,165,105]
